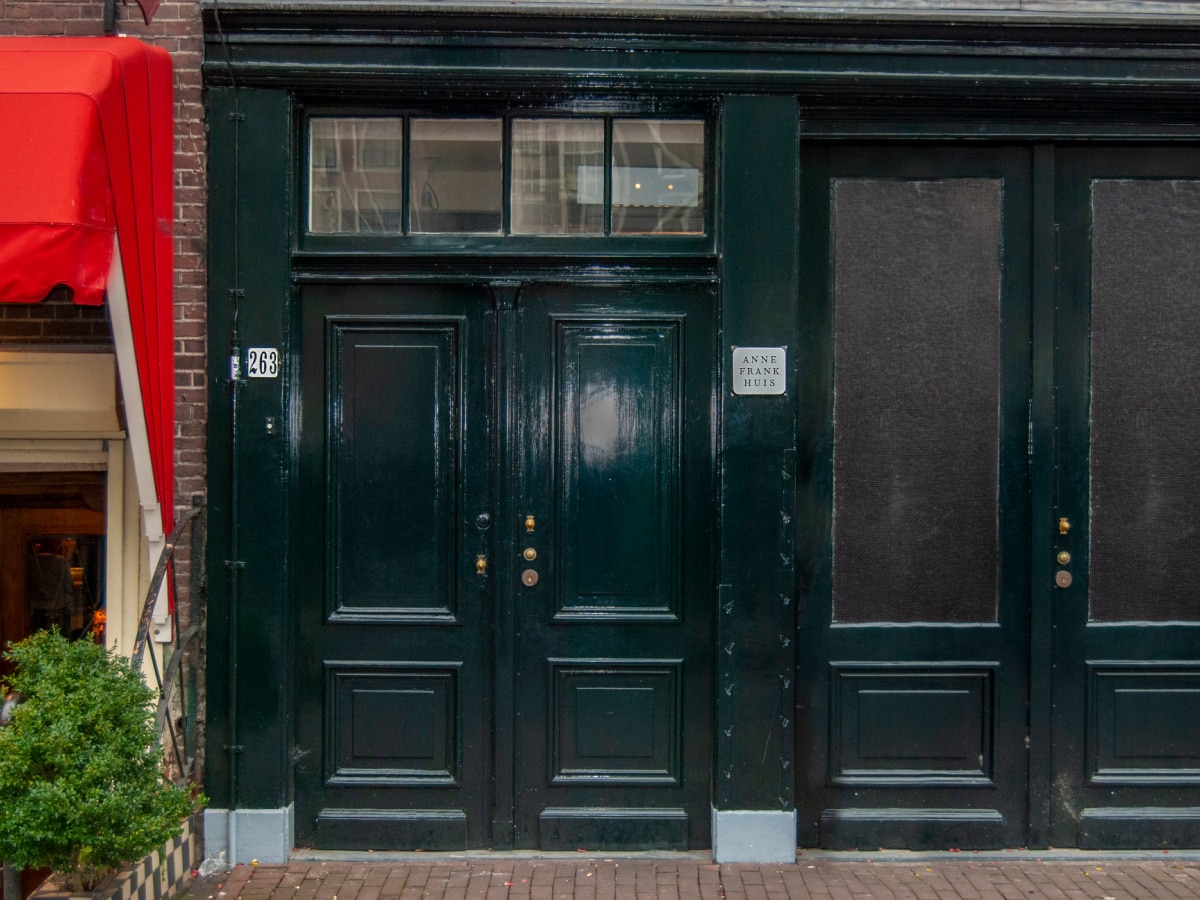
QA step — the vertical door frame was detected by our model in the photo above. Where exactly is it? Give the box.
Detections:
[488,280,521,848]
[1027,144,1058,849]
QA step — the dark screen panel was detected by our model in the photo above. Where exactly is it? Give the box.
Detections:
[832,178,1002,623]
[1090,179,1200,623]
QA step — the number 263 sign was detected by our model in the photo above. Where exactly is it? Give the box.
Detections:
[247,348,280,378]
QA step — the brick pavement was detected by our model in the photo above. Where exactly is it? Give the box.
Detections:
[186,857,1200,900]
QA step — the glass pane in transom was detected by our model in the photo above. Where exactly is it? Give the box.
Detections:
[309,118,404,234]
[511,119,604,235]
[612,120,705,235]
[409,119,503,234]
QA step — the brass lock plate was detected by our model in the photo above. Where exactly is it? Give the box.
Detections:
[521,569,539,587]
[523,547,538,561]
[1055,570,1073,589]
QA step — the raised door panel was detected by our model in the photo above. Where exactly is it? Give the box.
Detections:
[556,323,681,621]
[328,324,461,620]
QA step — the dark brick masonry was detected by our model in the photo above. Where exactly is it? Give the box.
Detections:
[187,857,1200,900]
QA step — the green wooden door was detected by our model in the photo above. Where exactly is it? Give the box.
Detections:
[796,145,1034,849]
[294,281,715,851]
[798,141,1200,850]
[509,283,716,850]
[1050,147,1200,849]
[293,284,494,850]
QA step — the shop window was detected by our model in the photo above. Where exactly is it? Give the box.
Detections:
[307,115,705,238]
[0,472,108,660]
[27,534,105,643]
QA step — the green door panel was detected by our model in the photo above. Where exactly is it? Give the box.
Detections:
[796,144,1033,850]
[511,283,716,850]
[293,284,492,850]
[1052,147,1200,849]
[330,325,459,618]
[557,322,681,619]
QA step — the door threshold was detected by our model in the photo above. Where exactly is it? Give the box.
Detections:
[290,849,715,862]
[797,848,1200,862]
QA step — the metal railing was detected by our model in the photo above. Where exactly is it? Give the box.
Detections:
[131,494,205,788]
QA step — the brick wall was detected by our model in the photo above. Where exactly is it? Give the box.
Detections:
[1,0,208,781]
[0,289,112,345]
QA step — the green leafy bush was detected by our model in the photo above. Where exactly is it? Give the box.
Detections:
[0,631,201,892]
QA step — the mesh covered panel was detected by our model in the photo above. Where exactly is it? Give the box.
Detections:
[832,178,1002,624]
[1090,179,1200,623]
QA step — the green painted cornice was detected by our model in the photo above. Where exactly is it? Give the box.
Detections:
[202,0,1200,27]
[201,0,1200,124]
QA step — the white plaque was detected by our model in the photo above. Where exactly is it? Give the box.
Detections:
[246,347,280,378]
[732,346,786,395]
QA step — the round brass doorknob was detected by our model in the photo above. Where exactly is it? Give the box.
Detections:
[521,569,539,587]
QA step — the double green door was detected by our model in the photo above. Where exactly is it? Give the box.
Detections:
[798,143,1200,849]
[292,281,715,850]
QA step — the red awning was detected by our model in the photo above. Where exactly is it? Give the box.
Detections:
[0,37,174,537]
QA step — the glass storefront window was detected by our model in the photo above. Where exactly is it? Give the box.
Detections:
[511,119,605,235]
[309,118,404,234]
[409,119,503,234]
[26,534,104,643]
[612,119,705,235]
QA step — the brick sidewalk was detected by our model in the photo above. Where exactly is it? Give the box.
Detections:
[188,858,1200,900]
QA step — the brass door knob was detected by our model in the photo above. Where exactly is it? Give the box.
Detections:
[523,547,537,561]
[525,515,536,533]
[476,555,488,576]
[1058,517,1071,535]
[1057,551,1071,565]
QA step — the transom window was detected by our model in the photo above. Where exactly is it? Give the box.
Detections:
[307,116,706,237]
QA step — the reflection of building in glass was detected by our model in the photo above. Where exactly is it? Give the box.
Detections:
[27,535,104,643]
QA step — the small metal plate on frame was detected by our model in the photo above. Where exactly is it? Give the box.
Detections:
[732,347,786,396]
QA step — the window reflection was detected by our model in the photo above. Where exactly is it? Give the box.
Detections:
[511,119,604,235]
[27,535,104,643]
[612,120,705,235]
[309,118,404,234]
[409,119,503,234]
[306,115,706,238]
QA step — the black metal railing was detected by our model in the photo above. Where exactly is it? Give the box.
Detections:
[131,494,205,788]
